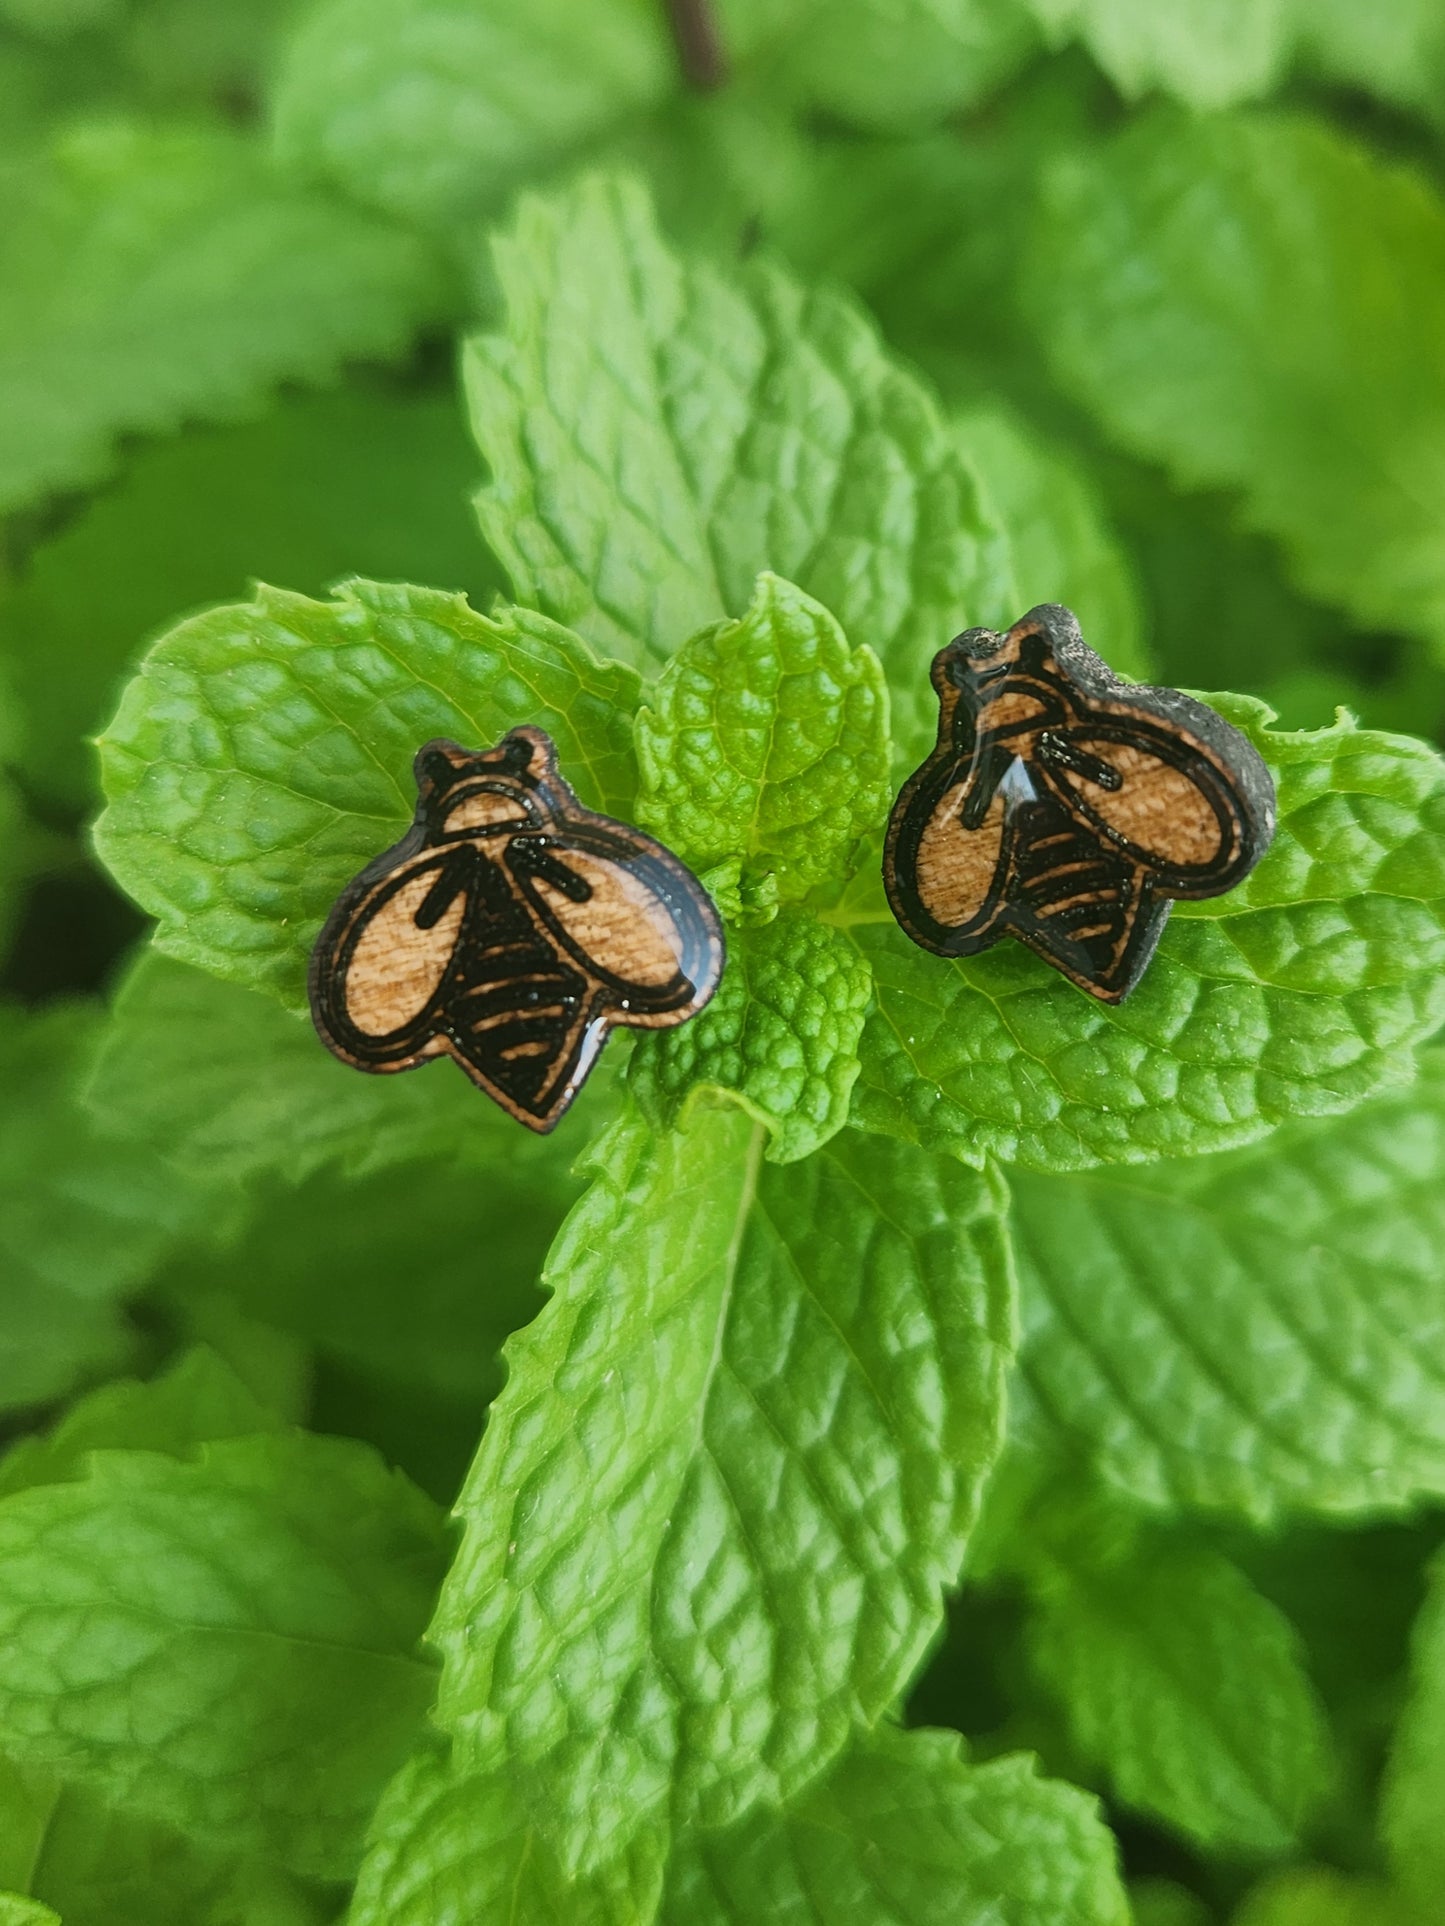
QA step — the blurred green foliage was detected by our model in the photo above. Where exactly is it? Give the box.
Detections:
[3,2,1445,1922]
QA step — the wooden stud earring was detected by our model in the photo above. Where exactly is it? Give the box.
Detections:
[883,604,1276,1003]
[309,727,724,1131]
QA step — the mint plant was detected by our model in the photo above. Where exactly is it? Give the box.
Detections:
[3,6,1445,1924]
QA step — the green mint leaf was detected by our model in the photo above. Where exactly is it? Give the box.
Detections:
[1027,1536,1336,1856]
[467,170,1013,755]
[630,909,872,1163]
[272,0,673,230]
[349,1743,657,1926]
[663,1726,1129,1926]
[161,1151,578,1407]
[1295,2,1445,127]
[93,579,640,1007]
[0,1896,58,1926]
[1020,0,1291,106]
[0,1756,325,1926]
[634,572,891,900]
[1237,1868,1426,1926]
[1029,111,1445,658]
[1012,1048,1445,1520]
[775,0,1039,131]
[0,378,504,811]
[0,1345,282,1499]
[0,1432,446,1878]
[954,404,1151,682]
[0,1001,208,1413]
[1130,1879,1214,1926]
[85,951,603,1187]
[851,704,1445,1170]
[1384,1548,1445,1911]
[430,1103,1012,1866]
[0,118,447,516]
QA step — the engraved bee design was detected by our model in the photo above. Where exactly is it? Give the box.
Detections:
[309,727,724,1130]
[883,604,1276,1002]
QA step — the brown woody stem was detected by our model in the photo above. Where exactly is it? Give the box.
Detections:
[663,0,727,90]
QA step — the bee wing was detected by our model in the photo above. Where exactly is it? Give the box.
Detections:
[1041,720,1254,891]
[323,853,466,1054]
[512,830,722,1022]
[886,752,1015,952]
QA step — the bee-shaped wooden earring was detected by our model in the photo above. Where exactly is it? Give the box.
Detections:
[883,604,1276,1002]
[309,727,724,1130]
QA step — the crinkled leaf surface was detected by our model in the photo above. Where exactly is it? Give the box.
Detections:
[430,1102,1013,1867]
[1028,1537,1336,1856]
[850,704,1445,1169]
[93,579,640,1007]
[0,118,447,515]
[84,951,603,1187]
[349,1742,657,1926]
[635,572,891,899]
[1012,1050,1445,1519]
[271,0,673,230]
[662,1725,1129,1926]
[631,910,872,1163]
[954,404,1150,681]
[1029,111,1445,659]
[0,1432,446,1879]
[0,1002,206,1413]
[466,171,1012,756]
[0,378,504,810]
[1021,0,1292,107]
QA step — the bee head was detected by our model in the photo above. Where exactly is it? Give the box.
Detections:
[412,731,553,840]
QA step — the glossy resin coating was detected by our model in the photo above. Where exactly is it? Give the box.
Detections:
[883,604,1276,1002]
[310,727,724,1130]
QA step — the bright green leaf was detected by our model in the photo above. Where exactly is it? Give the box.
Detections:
[1029,111,1445,660]
[0,1432,446,1878]
[1384,1547,1445,1912]
[93,579,641,1007]
[84,950,605,1188]
[850,704,1445,1169]
[430,1102,1013,1868]
[1021,0,1292,107]
[635,572,891,899]
[1012,1050,1445,1519]
[0,118,447,515]
[955,403,1150,681]
[157,1152,576,1404]
[1027,1537,1336,1857]
[0,1346,283,1499]
[466,170,1013,756]
[0,377,504,811]
[0,1897,58,1926]
[271,0,673,230]
[776,0,1039,131]
[663,1725,1129,1926]
[0,1755,325,1926]
[349,1742,658,1926]
[1292,0,1445,129]
[1130,1880,1213,1926]
[630,909,872,1163]
[0,1001,208,1413]
[1236,1868,1428,1926]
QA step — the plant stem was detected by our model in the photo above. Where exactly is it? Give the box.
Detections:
[663,0,727,90]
